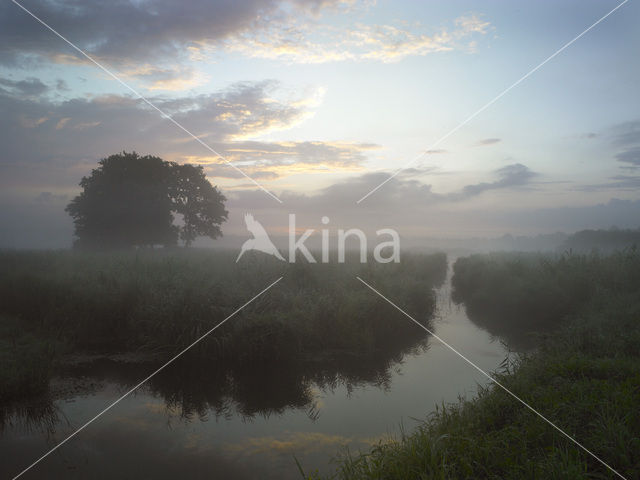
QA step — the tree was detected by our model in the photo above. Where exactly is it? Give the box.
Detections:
[66,152,227,249]
[169,163,228,247]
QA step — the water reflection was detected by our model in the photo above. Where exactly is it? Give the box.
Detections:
[0,326,432,479]
[457,305,541,351]
[1,317,432,434]
[450,281,541,351]
[1,261,511,480]
[89,329,429,419]
[0,397,60,436]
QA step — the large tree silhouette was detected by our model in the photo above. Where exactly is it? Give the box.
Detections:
[66,152,227,248]
[168,163,228,247]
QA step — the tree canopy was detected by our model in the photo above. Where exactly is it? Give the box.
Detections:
[66,152,227,248]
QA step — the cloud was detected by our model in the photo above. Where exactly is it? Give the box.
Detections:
[454,14,491,35]
[0,80,376,191]
[55,79,69,92]
[456,163,536,198]
[196,140,376,180]
[611,119,640,147]
[576,174,640,192]
[615,146,640,167]
[226,163,537,221]
[610,120,640,169]
[55,117,70,129]
[0,76,48,97]
[120,64,209,91]
[1,1,490,85]
[0,0,271,66]
[226,14,491,64]
[226,140,377,165]
[397,166,441,178]
[474,138,501,146]
[204,165,281,180]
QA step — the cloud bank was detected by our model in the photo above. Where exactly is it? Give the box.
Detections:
[0,78,375,190]
[2,1,490,89]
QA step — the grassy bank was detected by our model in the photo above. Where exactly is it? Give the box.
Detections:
[314,250,640,479]
[452,249,640,349]
[0,249,447,403]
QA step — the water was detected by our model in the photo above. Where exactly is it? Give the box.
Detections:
[1,264,509,479]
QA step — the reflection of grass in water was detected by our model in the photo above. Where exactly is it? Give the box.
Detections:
[316,250,640,479]
[145,339,432,422]
[0,396,60,436]
[39,287,440,423]
[0,250,447,407]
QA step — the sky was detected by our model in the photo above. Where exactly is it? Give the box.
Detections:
[1,0,639,248]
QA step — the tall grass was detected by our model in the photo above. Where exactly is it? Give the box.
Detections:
[313,250,640,479]
[0,249,447,403]
[451,248,640,348]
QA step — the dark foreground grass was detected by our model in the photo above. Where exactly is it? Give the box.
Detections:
[0,315,57,402]
[0,249,447,403]
[311,250,640,479]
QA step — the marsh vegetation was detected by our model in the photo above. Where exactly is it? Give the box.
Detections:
[3,249,639,479]
[0,250,447,405]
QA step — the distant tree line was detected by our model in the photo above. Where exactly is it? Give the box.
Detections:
[563,227,640,252]
[66,152,227,248]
